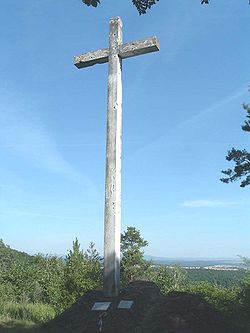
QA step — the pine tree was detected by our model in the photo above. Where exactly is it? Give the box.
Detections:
[63,239,102,307]
[121,227,151,284]
[221,91,250,187]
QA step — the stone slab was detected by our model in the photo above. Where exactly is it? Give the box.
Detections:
[118,300,134,309]
[91,302,111,311]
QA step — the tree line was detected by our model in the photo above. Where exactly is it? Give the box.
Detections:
[0,227,250,331]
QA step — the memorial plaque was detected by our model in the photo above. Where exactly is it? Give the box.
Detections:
[118,300,134,309]
[91,302,111,311]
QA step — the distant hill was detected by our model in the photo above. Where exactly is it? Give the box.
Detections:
[144,255,244,269]
[0,239,33,268]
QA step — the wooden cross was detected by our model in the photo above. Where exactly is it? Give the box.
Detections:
[74,17,160,297]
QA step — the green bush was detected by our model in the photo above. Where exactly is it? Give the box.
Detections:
[151,265,187,295]
[32,254,65,309]
[62,240,102,309]
[238,273,250,319]
[0,283,16,304]
[0,254,65,309]
[0,239,103,313]
[185,282,239,317]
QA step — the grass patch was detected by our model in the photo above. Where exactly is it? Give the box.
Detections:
[0,302,55,332]
[0,303,55,324]
[0,318,40,333]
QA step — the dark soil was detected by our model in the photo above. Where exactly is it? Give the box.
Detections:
[43,281,240,333]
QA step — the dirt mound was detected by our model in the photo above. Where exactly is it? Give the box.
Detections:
[43,281,240,333]
[142,291,238,333]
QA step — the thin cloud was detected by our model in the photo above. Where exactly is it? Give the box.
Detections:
[130,84,249,158]
[171,85,249,133]
[181,200,241,208]
[125,12,193,103]
[0,107,98,198]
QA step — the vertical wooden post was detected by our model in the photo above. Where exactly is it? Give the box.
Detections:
[74,16,159,298]
[103,17,123,297]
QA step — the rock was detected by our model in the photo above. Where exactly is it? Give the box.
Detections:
[142,291,239,333]
[43,281,240,333]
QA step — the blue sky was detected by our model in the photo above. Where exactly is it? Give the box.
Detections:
[0,0,249,258]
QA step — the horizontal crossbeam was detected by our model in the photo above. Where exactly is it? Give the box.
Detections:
[74,48,109,69]
[74,36,160,69]
[120,37,160,59]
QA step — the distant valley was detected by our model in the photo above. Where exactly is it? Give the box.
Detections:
[145,255,244,270]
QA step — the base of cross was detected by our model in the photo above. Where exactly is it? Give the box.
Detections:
[42,281,238,333]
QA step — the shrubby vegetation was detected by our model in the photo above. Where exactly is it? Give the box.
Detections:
[238,259,250,322]
[62,240,102,309]
[186,282,240,317]
[0,232,250,331]
[186,268,246,287]
[0,238,103,327]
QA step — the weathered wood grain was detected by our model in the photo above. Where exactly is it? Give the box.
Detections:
[74,37,160,69]
[103,17,122,298]
[74,48,109,69]
[74,16,159,298]
[120,36,160,59]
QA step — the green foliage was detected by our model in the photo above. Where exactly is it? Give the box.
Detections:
[0,238,102,313]
[31,255,65,310]
[121,227,152,285]
[0,239,33,271]
[131,0,159,15]
[2,261,40,303]
[221,89,250,187]
[1,235,250,330]
[81,0,100,8]
[83,242,103,288]
[0,283,16,304]
[152,265,187,294]
[80,0,249,14]
[221,148,250,187]
[0,255,65,309]
[121,226,148,253]
[186,268,246,288]
[185,282,239,317]
[81,0,160,14]
[238,273,250,319]
[242,103,250,132]
[63,239,102,308]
